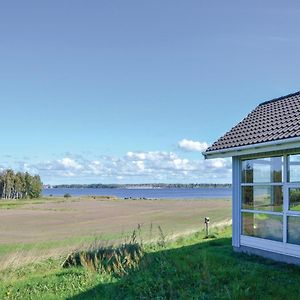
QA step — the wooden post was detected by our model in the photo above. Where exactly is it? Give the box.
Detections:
[204,217,210,237]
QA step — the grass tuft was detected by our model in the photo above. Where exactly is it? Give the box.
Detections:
[62,228,144,276]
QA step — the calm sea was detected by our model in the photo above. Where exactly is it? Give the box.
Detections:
[42,187,232,199]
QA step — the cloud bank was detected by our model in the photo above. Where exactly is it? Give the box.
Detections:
[11,154,230,184]
[2,139,231,184]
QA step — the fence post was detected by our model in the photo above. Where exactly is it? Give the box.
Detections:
[204,217,210,237]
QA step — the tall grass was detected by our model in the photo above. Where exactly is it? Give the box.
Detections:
[61,224,171,276]
[62,238,143,276]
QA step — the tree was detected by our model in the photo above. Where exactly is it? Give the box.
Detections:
[14,172,26,199]
[24,172,32,199]
[29,175,43,199]
[0,170,43,200]
[3,169,15,199]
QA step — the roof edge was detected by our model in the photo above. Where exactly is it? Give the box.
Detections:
[202,136,300,159]
[259,90,300,106]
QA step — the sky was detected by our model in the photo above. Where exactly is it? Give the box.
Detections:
[1,1,300,184]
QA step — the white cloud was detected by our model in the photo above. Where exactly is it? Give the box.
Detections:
[4,150,231,184]
[58,158,83,170]
[206,158,229,169]
[178,139,209,152]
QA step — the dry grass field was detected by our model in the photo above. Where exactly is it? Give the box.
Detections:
[0,196,231,270]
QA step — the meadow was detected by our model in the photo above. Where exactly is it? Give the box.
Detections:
[0,196,231,267]
[2,196,300,299]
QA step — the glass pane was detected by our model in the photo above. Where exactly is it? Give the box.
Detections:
[288,216,300,245]
[242,212,283,242]
[242,186,283,212]
[289,154,300,182]
[242,157,283,183]
[289,188,300,211]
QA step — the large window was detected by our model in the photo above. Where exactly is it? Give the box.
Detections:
[241,154,300,246]
[241,156,283,242]
[287,154,300,245]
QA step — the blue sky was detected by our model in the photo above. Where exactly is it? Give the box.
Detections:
[1,1,300,184]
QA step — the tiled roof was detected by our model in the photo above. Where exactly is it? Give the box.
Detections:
[205,91,300,152]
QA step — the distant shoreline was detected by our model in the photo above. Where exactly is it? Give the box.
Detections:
[44,183,231,189]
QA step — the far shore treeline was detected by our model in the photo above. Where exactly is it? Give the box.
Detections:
[0,169,43,199]
[50,183,232,189]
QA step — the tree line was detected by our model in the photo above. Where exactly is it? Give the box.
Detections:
[0,170,43,199]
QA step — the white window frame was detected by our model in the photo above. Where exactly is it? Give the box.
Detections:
[235,153,300,258]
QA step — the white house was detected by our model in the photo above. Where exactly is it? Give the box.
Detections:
[203,91,300,264]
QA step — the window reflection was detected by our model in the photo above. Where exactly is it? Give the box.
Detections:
[288,154,300,182]
[288,217,300,245]
[242,157,282,183]
[289,188,300,211]
[242,213,283,242]
[242,186,283,212]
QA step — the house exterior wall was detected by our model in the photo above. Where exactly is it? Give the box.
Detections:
[232,149,300,265]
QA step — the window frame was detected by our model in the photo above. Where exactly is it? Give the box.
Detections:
[238,153,300,256]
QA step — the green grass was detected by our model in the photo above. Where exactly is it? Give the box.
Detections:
[0,197,67,209]
[0,232,124,257]
[0,196,118,210]
[1,227,300,299]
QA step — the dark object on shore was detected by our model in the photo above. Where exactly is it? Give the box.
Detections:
[64,193,71,198]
